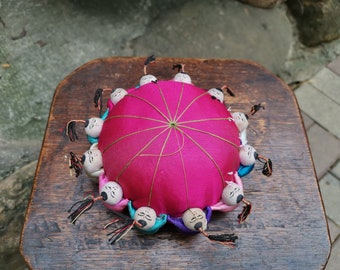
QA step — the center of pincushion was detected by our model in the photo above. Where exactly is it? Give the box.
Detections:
[169,121,177,128]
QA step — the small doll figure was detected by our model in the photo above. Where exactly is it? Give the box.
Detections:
[104,203,167,245]
[238,144,272,177]
[237,144,256,177]
[134,206,158,230]
[231,103,265,146]
[99,173,129,212]
[140,74,157,86]
[67,180,125,225]
[128,202,167,234]
[106,88,128,111]
[211,173,245,213]
[172,64,192,84]
[239,144,257,167]
[110,88,128,106]
[231,112,249,145]
[210,173,251,224]
[94,87,128,113]
[221,181,252,224]
[82,143,104,179]
[64,117,104,143]
[208,85,235,104]
[182,208,208,232]
[85,118,104,138]
[221,182,244,206]
[208,87,224,103]
[181,208,238,246]
[140,55,157,86]
[100,181,123,206]
[167,207,212,234]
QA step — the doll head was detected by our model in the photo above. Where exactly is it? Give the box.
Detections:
[182,208,208,231]
[100,181,123,205]
[208,88,224,103]
[232,112,249,132]
[222,182,244,206]
[172,64,191,84]
[239,144,257,166]
[82,143,103,177]
[140,74,157,86]
[110,88,128,106]
[84,117,104,138]
[173,72,192,84]
[134,206,157,230]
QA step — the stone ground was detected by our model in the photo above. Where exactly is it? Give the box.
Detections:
[295,56,340,270]
[0,0,339,269]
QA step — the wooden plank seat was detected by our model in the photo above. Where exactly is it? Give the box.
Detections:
[20,57,330,269]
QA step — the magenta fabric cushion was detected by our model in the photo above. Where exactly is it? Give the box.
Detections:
[98,80,240,217]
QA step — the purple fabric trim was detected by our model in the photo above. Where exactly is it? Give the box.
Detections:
[167,207,212,234]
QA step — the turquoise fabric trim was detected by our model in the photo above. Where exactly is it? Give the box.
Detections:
[87,135,98,144]
[101,108,109,120]
[128,201,136,216]
[128,201,167,234]
[238,164,255,177]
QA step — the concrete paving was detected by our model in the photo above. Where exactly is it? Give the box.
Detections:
[0,0,339,269]
[294,56,340,270]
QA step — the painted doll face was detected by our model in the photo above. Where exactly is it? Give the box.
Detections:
[239,144,257,166]
[182,208,207,231]
[139,74,157,86]
[100,181,123,205]
[173,72,192,84]
[134,207,157,230]
[222,182,244,206]
[208,88,224,103]
[85,117,104,138]
[82,145,103,174]
[110,88,127,105]
[232,112,249,132]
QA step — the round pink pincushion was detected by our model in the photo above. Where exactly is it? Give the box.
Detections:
[98,80,240,218]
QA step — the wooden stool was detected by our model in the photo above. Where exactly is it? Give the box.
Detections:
[20,57,330,269]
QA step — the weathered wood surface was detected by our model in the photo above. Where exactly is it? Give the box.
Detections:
[20,57,330,269]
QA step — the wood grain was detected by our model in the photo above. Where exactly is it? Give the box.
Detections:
[20,57,330,269]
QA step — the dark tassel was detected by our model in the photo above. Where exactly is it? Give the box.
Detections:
[63,121,78,142]
[144,55,156,75]
[226,88,235,97]
[69,152,83,177]
[104,213,136,244]
[63,120,85,142]
[255,153,273,177]
[144,55,156,66]
[262,158,272,176]
[221,85,235,97]
[249,103,265,116]
[94,88,103,116]
[173,64,181,71]
[238,199,252,224]
[199,228,237,247]
[67,195,95,224]
[208,233,238,243]
[172,63,186,73]
[94,88,103,108]
[106,221,135,245]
